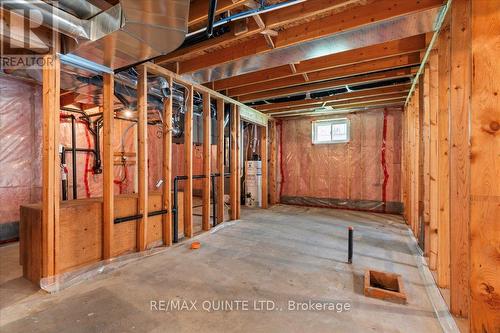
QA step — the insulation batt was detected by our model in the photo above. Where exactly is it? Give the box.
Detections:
[278,109,402,211]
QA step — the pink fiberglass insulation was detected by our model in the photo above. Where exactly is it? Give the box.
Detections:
[279,108,402,213]
[0,76,43,225]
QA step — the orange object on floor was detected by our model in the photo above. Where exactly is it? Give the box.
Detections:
[190,241,201,249]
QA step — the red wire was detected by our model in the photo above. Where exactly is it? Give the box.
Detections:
[82,122,92,198]
[278,120,285,200]
[381,108,389,205]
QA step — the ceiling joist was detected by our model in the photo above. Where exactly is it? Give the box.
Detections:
[238,67,416,102]
[228,53,420,97]
[212,35,426,91]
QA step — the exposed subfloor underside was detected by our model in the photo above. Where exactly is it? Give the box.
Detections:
[0,205,442,332]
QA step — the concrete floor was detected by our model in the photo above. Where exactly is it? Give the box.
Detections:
[0,205,445,332]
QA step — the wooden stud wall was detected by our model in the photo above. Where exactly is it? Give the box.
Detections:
[469,1,500,330]
[36,62,267,284]
[402,0,499,330]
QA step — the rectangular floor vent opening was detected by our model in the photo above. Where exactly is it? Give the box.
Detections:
[364,269,407,304]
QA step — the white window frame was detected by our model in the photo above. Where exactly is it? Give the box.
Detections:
[312,118,350,144]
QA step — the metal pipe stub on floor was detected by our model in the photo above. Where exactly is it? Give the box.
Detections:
[348,227,353,264]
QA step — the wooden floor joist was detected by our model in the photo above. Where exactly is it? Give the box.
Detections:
[228,54,420,97]
[213,35,426,91]
[239,67,415,102]
[168,0,442,74]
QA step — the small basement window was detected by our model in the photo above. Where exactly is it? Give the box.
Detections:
[312,118,350,144]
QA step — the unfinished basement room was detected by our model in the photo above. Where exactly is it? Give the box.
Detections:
[0,0,498,332]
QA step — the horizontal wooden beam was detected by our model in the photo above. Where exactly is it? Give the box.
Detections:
[173,0,442,74]
[157,0,365,65]
[269,93,408,115]
[256,84,411,112]
[238,67,415,102]
[213,35,426,90]
[229,53,420,97]
[273,99,406,117]
[189,0,248,27]
[145,62,268,126]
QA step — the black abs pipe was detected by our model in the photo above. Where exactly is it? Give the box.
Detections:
[172,173,231,243]
[206,0,218,37]
[113,209,169,224]
[211,175,217,228]
[347,226,353,264]
[61,146,68,200]
[114,214,144,224]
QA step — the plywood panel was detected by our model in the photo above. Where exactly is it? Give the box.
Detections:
[58,200,102,272]
[146,193,163,246]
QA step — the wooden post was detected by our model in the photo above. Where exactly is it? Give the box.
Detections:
[41,52,60,277]
[260,125,268,209]
[216,99,225,223]
[230,104,238,220]
[269,120,277,205]
[137,65,148,251]
[449,0,471,317]
[412,86,420,237]
[202,92,211,231]
[428,49,439,271]
[470,1,500,330]
[102,73,114,259]
[162,76,173,246]
[184,86,194,237]
[236,106,241,219]
[437,15,451,289]
[422,68,431,256]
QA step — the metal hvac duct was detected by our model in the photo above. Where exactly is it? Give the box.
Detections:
[184,6,444,83]
[3,0,190,70]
